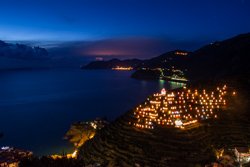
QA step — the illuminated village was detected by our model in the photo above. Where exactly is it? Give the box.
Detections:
[132,85,235,130]
[112,66,133,70]
[174,51,188,56]
[0,146,32,167]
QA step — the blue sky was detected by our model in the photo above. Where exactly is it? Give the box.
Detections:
[0,0,250,58]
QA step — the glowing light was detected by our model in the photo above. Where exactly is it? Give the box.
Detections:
[175,119,183,126]
[72,150,78,158]
[161,88,166,95]
[132,85,234,130]
[112,66,133,70]
[175,51,188,56]
[1,146,10,150]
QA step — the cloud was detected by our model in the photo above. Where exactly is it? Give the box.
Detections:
[48,37,209,59]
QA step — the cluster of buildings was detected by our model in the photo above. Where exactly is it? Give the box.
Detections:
[234,147,250,165]
[207,147,250,167]
[87,118,109,130]
[112,66,133,71]
[132,85,235,130]
[0,146,32,167]
[50,150,78,160]
[174,51,188,56]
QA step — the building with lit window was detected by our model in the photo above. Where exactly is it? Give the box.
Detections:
[234,147,250,165]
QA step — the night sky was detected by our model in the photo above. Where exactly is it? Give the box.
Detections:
[0,0,250,58]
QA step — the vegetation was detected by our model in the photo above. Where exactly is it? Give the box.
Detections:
[64,122,96,148]
[64,119,109,148]
[187,33,250,81]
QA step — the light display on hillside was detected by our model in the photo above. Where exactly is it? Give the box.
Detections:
[132,85,235,129]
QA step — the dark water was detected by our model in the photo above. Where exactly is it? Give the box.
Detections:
[0,69,184,155]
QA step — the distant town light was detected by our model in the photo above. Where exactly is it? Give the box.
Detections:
[175,51,188,56]
[95,57,104,61]
[112,66,133,71]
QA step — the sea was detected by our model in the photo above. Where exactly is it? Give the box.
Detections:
[0,68,184,155]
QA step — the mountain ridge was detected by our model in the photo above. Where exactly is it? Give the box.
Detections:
[82,33,250,84]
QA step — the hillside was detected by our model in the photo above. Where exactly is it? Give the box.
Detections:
[82,50,189,70]
[187,33,250,83]
[82,33,250,85]
[78,34,250,166]
[79,112,214,166]
[79,86,250,166]
[140,50,189,69]
[82,58,143,69]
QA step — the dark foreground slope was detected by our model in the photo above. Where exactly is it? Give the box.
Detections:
[79,87,250,167]
[79,111,215,167]
[187,33,250,82]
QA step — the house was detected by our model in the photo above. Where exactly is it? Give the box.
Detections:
[0,146,32,167]
[0,160,18,167]
[234,147,250,164]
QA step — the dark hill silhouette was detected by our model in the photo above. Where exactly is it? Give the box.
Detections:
[78,33,250,166]
[83,33,250,86]
[82,58,142,69]
[79,110,216,166]
[187,33,250,82]
[82,50,189,70]
[141,50,189,69]
[78,86,249,166]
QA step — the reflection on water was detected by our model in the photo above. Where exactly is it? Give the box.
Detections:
[168,81,186,90]
[159,79,165,89]
[159,80,185,90]
[0,69,184,155]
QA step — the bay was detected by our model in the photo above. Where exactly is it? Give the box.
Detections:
[0,69,184,155]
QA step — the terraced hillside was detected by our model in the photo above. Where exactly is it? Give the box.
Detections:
[79,110,215,167]
[79,86,249,167]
